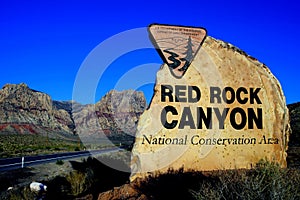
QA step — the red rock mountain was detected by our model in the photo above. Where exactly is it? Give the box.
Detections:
[0,83,146,140]
[73,90,146,138]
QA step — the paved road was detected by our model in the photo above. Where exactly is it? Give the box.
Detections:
[0,147,121,172]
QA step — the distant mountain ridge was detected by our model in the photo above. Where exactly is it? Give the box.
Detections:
[73,89,146,138]
[0,83,146,140]
[0,83,75,139]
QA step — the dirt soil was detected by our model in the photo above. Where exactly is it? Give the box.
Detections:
[0,157,83,198]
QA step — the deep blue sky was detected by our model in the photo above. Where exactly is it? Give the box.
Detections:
[1,0,299,104]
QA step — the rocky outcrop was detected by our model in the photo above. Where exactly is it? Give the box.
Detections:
[0,83,146,140]
[97,183,147,200]
[73,90,146,137]
[0,83,75,137]
[131,35,290,181]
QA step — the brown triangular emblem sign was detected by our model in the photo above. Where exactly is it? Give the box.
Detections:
[149,24,207,78]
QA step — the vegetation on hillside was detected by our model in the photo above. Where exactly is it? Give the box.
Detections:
[0,134,84,158]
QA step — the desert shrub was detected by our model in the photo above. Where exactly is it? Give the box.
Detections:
[4,186,40,200]
[43,176,72,199]
[137,168,208,200]
[74,147,80,151]
[66,155,130,198]
[136,160,300,200]
[191,160,300,200]
[42,154,130,199]
[66,168,94,196]
[56,159,64,165]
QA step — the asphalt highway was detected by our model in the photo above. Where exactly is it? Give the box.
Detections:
[0,147,121,172]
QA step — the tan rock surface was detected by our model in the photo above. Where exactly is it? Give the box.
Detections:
[97,184,147,200]
[73,90,146,137]
[0,83,75,135]
[0,83,146,140]
[130,36,290,181]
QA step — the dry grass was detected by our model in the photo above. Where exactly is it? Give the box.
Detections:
[191,160,300,200]
[136,160,300,200]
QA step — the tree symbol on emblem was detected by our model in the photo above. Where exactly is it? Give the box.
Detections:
[163,36,195,75]
[179,36,194,72]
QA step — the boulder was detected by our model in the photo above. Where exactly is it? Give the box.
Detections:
[130,35,290,181]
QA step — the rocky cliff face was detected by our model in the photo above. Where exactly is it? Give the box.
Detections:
[0,83,75,137]
[0,83,146,140]
[73,90,146,137]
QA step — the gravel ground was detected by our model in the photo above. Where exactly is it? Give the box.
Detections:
[0,156,85,193]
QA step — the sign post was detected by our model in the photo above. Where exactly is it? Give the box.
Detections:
[21,156,24,168]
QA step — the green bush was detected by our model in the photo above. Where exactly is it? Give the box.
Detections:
[56,159,64,165]
[74,147,80,151]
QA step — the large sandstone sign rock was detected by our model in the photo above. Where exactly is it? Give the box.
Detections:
[130,24,290,181]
